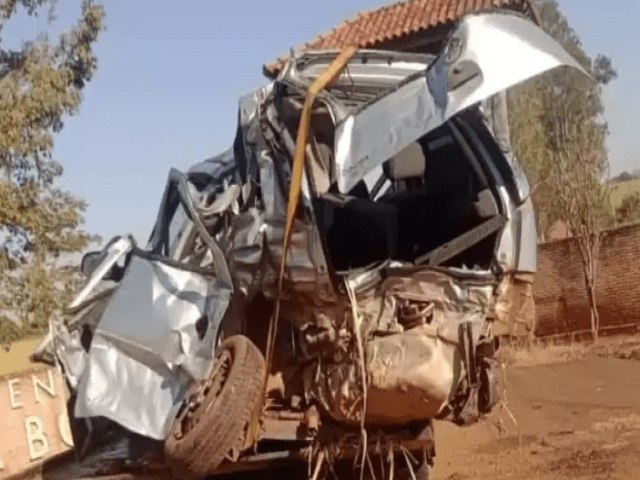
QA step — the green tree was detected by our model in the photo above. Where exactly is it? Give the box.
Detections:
[0,0,104,342]
[508,0,616,341]
[508,0,616,238]
[544,98,611,342]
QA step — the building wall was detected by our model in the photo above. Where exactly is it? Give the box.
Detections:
[534,223,640,337]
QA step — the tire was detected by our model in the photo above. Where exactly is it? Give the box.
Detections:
[164,335,266,480]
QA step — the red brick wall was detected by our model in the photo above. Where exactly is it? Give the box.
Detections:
[534,223,640,337]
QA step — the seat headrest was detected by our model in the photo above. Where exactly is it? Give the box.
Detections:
[383,142,426,181]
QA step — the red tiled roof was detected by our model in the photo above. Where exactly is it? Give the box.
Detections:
[264,0,535,77]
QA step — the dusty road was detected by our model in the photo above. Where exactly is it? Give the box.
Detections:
[434,352,640,480]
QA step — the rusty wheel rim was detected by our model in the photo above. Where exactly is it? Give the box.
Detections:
[172,349,232,440]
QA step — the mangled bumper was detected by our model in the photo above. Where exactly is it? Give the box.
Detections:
[304,267,497,426]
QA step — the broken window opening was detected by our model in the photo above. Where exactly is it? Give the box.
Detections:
[311,120,503,273]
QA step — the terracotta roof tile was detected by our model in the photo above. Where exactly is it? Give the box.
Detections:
[264,0,534,77]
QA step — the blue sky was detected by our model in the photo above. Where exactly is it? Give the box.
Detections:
[5,1,639,243]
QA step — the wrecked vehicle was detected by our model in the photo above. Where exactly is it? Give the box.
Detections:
[38,11,585,480]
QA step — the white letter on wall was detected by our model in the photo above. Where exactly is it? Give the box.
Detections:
[32,370,56,403]
[8,378,23,409]
[58,412,74,447]
[25,416,49,461]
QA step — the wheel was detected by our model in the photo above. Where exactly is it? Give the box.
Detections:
[164,335,266,479]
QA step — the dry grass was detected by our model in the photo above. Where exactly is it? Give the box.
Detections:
[0,336,44,377]
[610,178,640,208]
[498,340,589,367]
[498,334,640,367]
[591,336,640,361]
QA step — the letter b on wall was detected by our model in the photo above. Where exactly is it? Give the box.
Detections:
[24,416,49,461]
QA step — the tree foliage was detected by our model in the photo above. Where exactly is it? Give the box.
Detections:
[508,0,616,238]
[611,171,640,183]
[544,95,610,341]
[0,0,104,340]
[508,0,617,341]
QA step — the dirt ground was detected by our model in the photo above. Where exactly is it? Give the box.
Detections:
[0,337,43,376]
[432,336,640,480]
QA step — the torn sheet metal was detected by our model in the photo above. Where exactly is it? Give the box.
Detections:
[334,76,438,194]
[149,150,240,288]
[228,207,266,297]
[240,86,332,298]
[52,289,115,388]
[53,326,88,390]
[377,267,494,341]
[279,50,432,88]
[481,91,512,154]
[433,12,587,119]
[74,252,230,440]
[303,323,458,426]
[334,11,587,193]
[32,240,128,367]
[304,267,494,425]
[69,237,132,310]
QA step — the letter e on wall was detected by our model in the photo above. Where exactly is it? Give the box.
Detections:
[8,379,23,409]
